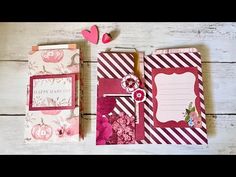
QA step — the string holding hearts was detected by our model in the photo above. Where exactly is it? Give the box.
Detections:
[81,25,114,44]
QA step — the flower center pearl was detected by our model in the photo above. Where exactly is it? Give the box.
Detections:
[137,93,141,97]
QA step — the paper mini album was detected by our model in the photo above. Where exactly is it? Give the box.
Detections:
[25,44,83,143]
[96,48,207,145]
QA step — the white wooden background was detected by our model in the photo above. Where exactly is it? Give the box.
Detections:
[0,22,236,154]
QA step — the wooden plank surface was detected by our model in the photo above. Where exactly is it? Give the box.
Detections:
[0,22,236,62]
[0,22,236,154]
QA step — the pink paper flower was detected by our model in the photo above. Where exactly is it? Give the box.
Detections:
[189,111,198,120]
[41,50,64,63]
[96,115,113,145]
[97,97,116,116]
[132,88,146,103]
[193,117,202,128]
[121,74,140,93]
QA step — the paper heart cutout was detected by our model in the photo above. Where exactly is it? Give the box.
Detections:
[81,25,99,44]
[102,33,112,44]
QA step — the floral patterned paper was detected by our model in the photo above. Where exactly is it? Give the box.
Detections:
[25,46,81,143]
[96,97,135,145]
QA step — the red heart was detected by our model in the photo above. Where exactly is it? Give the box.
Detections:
[102,33,112,44]
[81,25,99,44]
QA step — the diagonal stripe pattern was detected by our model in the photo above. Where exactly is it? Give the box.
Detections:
[97,52,136,139]
[111,97,135,117]
[139,52,207,145]
[97,52,134,79]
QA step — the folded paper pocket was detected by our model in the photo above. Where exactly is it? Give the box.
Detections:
[140,48,208,145]
[96,49,145,145]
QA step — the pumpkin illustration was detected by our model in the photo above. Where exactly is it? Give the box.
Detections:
[41,50,64,63]
[31,119,53,140]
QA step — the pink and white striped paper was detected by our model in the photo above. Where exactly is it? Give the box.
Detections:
[136,48,207,145]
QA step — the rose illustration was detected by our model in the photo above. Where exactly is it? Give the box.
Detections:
[184,102,202,128]
[189,112,198,121]
[193,117,202,128]
[56,117,79,137]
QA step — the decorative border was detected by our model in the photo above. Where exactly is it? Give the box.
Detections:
[29,73,76,111]
[152,67,200,128]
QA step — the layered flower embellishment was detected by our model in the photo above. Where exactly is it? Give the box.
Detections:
[184,102,202,128]
[96,74,146,145]
[132,88,146,103]
[121,74,140,93]
[121,74,146,103]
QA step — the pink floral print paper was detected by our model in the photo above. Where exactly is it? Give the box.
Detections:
[25,44,81,143]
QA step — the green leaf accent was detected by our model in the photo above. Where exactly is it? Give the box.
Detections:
[185,115,190,122]
[191,107,195,112]
[186,109,190,114]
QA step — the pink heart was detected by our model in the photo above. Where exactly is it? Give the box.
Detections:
[81,25,99,44]
[102,33,112,43]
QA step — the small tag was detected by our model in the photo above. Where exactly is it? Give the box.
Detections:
[153,48,198,54]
